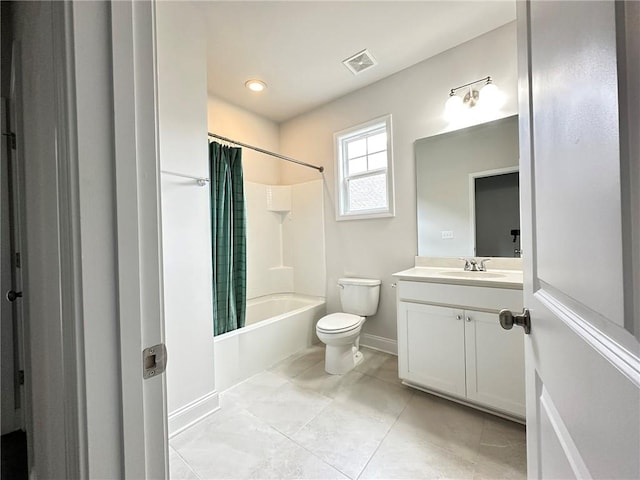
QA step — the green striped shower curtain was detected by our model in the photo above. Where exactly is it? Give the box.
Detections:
[209,141,246,336]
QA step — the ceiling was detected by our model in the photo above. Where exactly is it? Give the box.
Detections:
[204,1,516,123]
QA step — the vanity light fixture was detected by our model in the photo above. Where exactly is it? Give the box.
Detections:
[444,76,500,121]
[245,79,267,92]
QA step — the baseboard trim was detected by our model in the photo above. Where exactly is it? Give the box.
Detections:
[360,334,397,355]
[168,390,220,438]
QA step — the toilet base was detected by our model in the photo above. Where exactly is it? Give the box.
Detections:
[324,344,363,375]
[354,349,363,366]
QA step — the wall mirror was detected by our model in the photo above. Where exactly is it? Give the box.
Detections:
[415,115,520,257]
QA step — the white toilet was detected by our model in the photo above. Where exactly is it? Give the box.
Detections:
[316,277,381,374]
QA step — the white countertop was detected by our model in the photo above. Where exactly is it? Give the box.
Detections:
[393,266,523,290]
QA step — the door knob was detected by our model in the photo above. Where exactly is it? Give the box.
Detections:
[499,308,531,334]
[6,290,22,302]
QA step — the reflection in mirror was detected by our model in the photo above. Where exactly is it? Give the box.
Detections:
[472,169,520,257]
[415,115,519,257]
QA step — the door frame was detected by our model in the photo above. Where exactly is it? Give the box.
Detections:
[110,1,169,477]
[467,165,519,256]
[7,1,168,477]
[1,95,23,435]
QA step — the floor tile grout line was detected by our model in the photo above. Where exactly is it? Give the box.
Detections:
[250,348,408,478]
[280,430,354,480]
[198,349,347,477]
[246,366,336,438]
[171,445,204,480]
[261,401,357,480]
[284,394,333,438]
[219,406,344,478]
[168,344,525,480]
[354,389,415,480]
[266,365,408,479]
[357,369,408,388]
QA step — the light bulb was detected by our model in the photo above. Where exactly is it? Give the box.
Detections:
[245,79,266,92]
[479,82,500,109]
[444,94,463,122]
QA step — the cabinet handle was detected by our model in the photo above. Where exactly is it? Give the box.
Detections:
[466,316,471,322]
[456,315,462,320]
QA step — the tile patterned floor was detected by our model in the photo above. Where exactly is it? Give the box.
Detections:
[170,345,527,479]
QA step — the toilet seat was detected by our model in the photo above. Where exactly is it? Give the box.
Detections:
[316,313,364,334]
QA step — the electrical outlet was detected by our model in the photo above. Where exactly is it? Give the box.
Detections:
[441,230,454,239]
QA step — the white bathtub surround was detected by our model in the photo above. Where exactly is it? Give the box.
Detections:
[244,294,320,326]
[265,266,294,295]
[266,184,292,211]
[283,180,327,297]
[245,179,326,300]
[214,294,326,391]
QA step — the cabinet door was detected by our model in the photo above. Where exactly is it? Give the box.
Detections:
[398,302,466,398]
[464,310,525,417]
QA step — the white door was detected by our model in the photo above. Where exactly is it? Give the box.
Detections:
[517,1,640,478]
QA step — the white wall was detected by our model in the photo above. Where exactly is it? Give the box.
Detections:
[208,95,281,184]
[279,23,518,347]
[156,2,218,434]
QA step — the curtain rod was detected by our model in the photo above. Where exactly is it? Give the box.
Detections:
[208,132,324,173]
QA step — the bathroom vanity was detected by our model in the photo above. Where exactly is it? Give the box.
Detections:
[393,257,525,421]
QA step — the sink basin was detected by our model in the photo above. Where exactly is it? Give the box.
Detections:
[438,271,507,279]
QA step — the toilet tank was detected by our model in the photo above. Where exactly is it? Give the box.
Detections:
[338,277,381,316]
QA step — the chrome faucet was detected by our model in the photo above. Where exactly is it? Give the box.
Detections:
[479,258,490,271]
[460,258,491,272]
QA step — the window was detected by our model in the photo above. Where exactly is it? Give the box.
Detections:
[335,115,394,220]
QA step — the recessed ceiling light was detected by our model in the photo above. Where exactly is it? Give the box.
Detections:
[245,79,266,92]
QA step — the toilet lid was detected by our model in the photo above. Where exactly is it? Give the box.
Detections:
[316,313,363,334]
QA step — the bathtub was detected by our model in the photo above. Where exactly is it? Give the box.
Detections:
[214,293,326,391]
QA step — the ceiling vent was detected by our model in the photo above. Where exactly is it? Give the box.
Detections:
[343,49,377,75]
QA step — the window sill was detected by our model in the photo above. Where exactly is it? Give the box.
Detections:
[336,210,395,221]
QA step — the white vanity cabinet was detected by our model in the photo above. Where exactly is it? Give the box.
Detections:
[395,277,525,420]
[400,303,467,398]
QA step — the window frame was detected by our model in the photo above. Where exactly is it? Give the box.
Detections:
[334,114,395,221]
